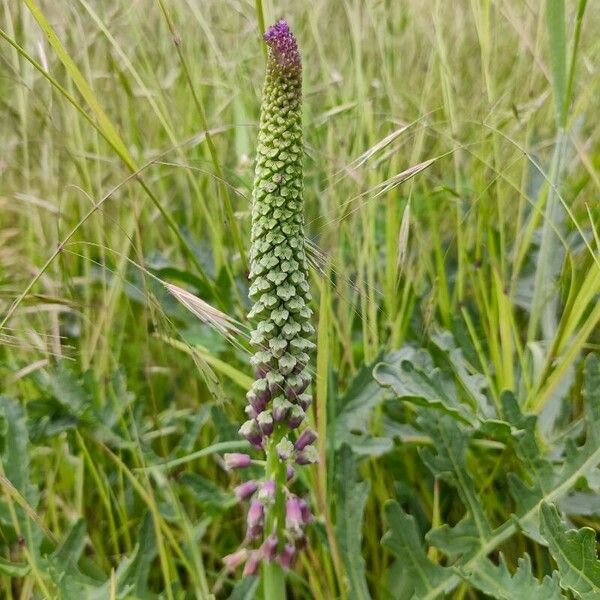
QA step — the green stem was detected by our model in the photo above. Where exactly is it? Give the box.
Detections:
[255,0,267,59]
[263,560,286,599]
[263,432,287,599]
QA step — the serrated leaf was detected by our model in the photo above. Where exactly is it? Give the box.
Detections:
[381,501,452,598]
[374,359,476,426]
[502,391,555,542]
[376,339,509,440]
[426,517,486,563]
[333,353,396,456]
[464,553,562,600]
[508,356,600,540]
[44,520,103,597]
[0,396,36,505]
[0,396,43,555]
[475,418,515,441]
[29,367,133,447]
[383,558,416,600]
[420,416,492,560]
[540,503,600,599]
[559,492,600,517]
[417,355,600,599]
[42,515,158,599]
[430,330,493,417]
[335,445,371,600]
[37,365,91,419]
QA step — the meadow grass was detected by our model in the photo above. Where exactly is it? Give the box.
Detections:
[0,0,599,598]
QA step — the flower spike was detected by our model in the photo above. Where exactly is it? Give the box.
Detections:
[222,19,317,575]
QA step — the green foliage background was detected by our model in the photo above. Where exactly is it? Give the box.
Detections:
[0,0,599,598]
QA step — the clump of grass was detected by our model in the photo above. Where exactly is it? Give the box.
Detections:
[0,1,599,599]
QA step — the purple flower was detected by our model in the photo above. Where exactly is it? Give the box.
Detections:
[223,548,247,570]
[286,464,296,481]
[224,453,252,470]
[284,385,298,401]
[277,543,297,570]
[245,405,258,420]
[264,20,301,75]
[276,437,294,461]
[296,445,319,465]
[255,379,271,402]
[258,479,276,503]
[298,498,312,523]
[257,411,274,436]
[234,480,259,501]
[247,499,264,529]
[247,393,267,413]
[272,396,292,421]
[288,405,305,429]
[243,550,261,576]
[239,419,263,449]
[285,496,303,536]
[298,393,312,410]
[247,525,262,541]
[294,428,317,451]
[246,499,265,540]
[262,533,279,561]
[247,380,270,411]
[254,366,268,379]
[266,371,284,394]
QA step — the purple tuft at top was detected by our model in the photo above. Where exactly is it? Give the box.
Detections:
[264,19,301,75]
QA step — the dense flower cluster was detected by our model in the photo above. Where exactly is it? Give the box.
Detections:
[223,20,317,576]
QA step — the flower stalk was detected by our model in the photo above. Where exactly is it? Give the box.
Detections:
[222,19,317,595]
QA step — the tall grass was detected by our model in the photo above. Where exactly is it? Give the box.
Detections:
[0,0,599,598]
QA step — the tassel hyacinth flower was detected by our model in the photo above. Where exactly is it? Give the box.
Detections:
[223,19,316,583]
